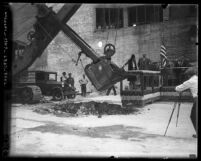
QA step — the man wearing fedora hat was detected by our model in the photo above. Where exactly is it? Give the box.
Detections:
[175,67,198,138]
[66,73,75,89]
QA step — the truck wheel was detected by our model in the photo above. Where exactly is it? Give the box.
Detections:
[52,88,63,101]
[21,87,33,103]
[67,94,76,99]
[69,94,76,99]
[71,94,76,99]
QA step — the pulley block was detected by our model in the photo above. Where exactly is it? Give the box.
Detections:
[27,31,36,42]
[104,43,116,57]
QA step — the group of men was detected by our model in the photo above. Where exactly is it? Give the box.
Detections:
[122,53,151,90]
[123,53,151,71]
[105,53,154,94]
[60,72,88,97]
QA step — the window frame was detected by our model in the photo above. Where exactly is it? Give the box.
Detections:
[96,7,124,30]
[48,73,57,81]
[128,5,163,27]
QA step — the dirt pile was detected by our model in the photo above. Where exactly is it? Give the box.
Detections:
[34,101,139,117]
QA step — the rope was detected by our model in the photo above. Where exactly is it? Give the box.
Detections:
[105,8,110,45]
[78,58,88,78]
[79,58,85,71]
[106,28,110,44]
[114,8,119,46]
[114,29,118,46]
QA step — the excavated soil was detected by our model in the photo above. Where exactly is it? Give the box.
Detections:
[33,101,140,117]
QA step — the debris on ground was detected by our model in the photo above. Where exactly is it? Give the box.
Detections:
[39,97,52,103]
[33,101,140,117]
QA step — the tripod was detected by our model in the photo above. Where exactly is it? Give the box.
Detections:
[164,93,182,136]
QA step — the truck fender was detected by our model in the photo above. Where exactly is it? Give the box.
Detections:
[52,87,63,101]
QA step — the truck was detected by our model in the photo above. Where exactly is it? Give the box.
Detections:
[12,70,77,103]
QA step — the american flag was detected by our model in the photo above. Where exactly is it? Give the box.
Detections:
[160,44,167,68]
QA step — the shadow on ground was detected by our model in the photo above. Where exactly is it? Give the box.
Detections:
[27,122,189,142]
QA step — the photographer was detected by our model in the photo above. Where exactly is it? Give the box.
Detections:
[175,67,198,138]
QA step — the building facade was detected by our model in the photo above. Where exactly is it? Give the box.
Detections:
[30,4,198,93]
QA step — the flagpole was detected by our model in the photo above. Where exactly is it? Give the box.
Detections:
[160,7,166,86]
[160,7,164,69]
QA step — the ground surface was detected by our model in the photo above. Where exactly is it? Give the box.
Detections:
[9,95,197,158]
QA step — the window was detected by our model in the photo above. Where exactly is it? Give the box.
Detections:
[189,5,197,17]
[96,8,105,29]
[159,6,163,22]
[145,5,153,23]
[36,72,45,81]
[154,6,160,22]
[13,40,26,60]
[128,5,163,27]
[137,6,145,24]
[128,7,137,26]
[49,73,57,81]
[96,8,123,30]
[169,5,197,20]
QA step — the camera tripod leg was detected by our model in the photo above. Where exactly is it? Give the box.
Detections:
[176,102,181,127]
[164,102,177,136]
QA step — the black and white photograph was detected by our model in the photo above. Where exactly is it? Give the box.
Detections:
[1,3,198,158]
